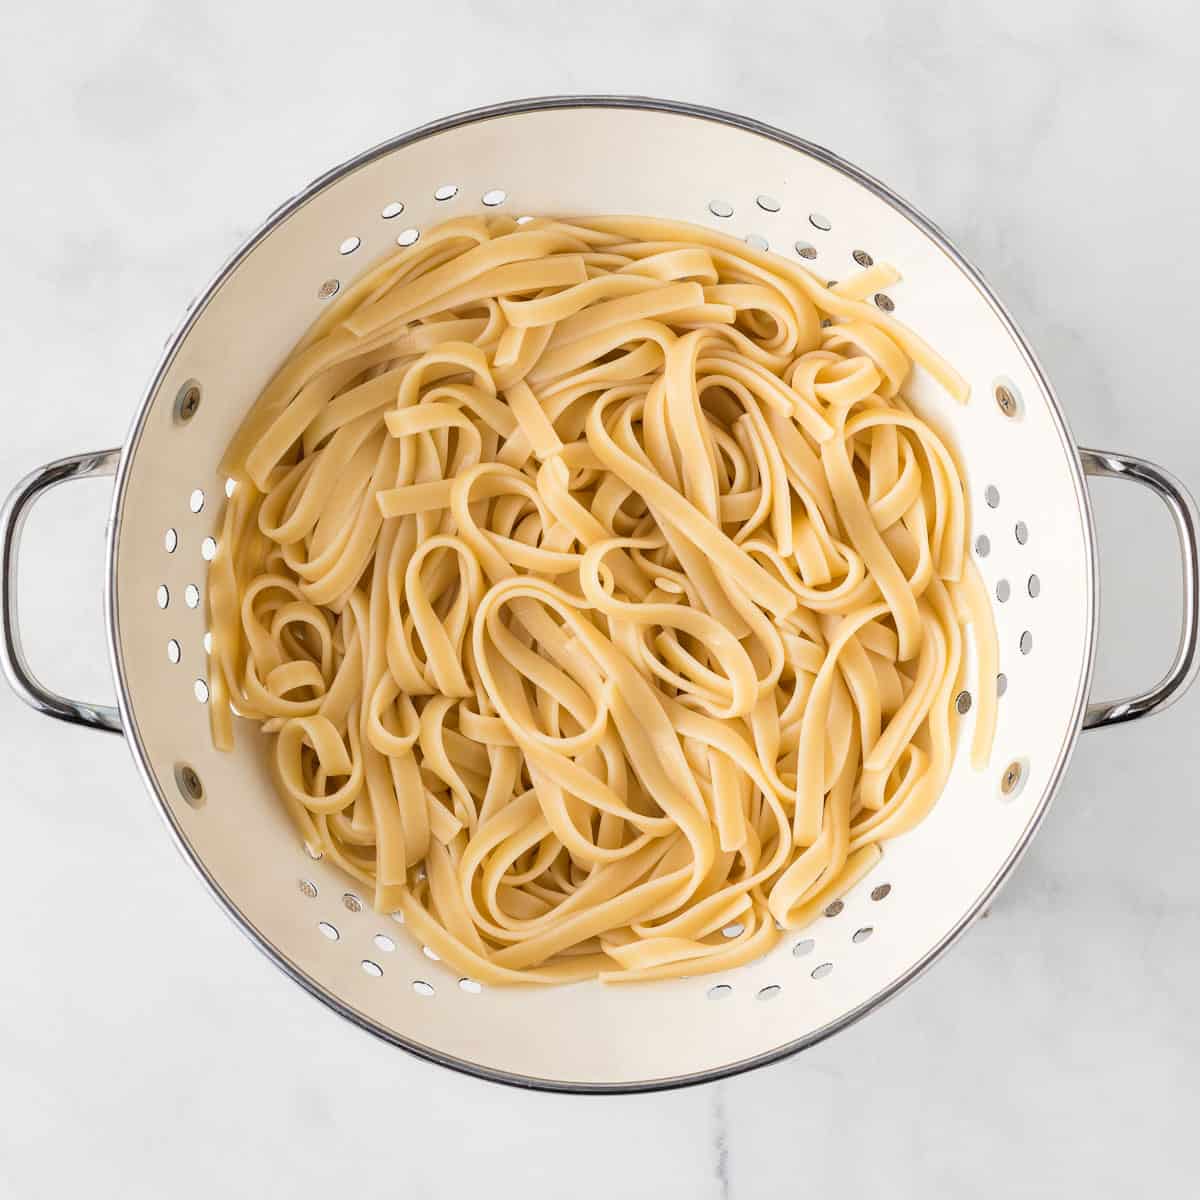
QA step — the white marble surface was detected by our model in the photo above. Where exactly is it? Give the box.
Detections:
[2,2,1198,1196]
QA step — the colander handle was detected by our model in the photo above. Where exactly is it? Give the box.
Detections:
[1080,448,1200,730]
[0,448,123,734]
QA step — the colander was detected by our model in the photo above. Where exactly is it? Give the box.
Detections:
[3,97,1198,1094]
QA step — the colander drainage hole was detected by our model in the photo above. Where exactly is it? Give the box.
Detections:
[811,962,834,980]
[708,200,733,218]
[853,249,874,267]
[745,234,769,251]
[342,892,363,913]
[707,984,733,1000]
[792,938,815,958]
[412,980,435,996]
[381,201,404,219]
[166,639,181,664]
[870,883,892,901]
[189,489,205,513]
[201,537,217,561]
[459,978,482,994]
[996,579,1011,603]
[1015,520,1029,545]
[874,293,895,312]
[1028,574,1041,598]
[481,189,507,207]
[338,236,360,255]
[372,934,396,953]
[193,678,209,703]
[164,528,177,553]
[361,960,383,978]
[757,985,782,1001]
[156,585,169,609]
[755,194,781,213]
[852,926,874,944]
[185,584,200,608]
[956,690,972,714]
[318,922,339,941]
[396,228,419,247]
[824,899,844,917]
[434,184,458,201]
[1020,630,1033,655]
[984,485,1000,509]
[722,923,744,938]
[422,945,440,961]
[975,534,990,557]
[809,213,832,231]
[794,241,817,259]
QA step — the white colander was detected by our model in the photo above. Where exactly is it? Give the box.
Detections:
[3,97,1198,1093]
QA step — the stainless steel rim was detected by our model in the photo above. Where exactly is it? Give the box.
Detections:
[103,95,1100,1094]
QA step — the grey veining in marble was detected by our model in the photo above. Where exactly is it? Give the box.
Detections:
[2,2,1198,1197]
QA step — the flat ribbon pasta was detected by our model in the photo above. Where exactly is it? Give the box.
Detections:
[208,213,996,985]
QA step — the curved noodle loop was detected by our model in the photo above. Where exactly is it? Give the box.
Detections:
[208,214,996,984]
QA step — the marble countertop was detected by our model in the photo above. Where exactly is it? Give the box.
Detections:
[2,2,1197,1196]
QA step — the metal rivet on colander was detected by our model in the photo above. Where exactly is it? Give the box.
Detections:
[174,381,201,424]
[1001,761,1024,795]
[174,763,204,806]
[298,879,318,899]
[956,690,973,714]
[853,249,874,267]
[317,278,340,300]
[794,240,817,259]
[874,292,895,312]
[824,899,844,917]
[342,892,362,913]
[995,383,1020,418]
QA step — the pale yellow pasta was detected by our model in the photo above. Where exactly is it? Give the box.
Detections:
[207,214,996,985]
